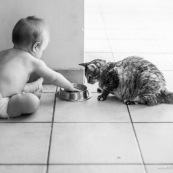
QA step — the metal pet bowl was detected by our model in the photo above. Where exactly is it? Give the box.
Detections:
[56,83,92,101]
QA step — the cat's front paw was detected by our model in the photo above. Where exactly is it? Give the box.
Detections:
[97,95,107,101]
[124,100,136,105]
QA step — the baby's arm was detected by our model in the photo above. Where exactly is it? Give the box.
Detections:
[32,59,78,91]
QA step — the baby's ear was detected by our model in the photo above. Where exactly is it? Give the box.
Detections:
[79,62,89,68]
[32,42,40,52]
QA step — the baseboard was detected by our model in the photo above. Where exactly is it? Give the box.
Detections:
[28,69,84,84]
[54,69,84,84]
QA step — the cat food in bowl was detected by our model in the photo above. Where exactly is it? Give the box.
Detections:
[56,83,92,101]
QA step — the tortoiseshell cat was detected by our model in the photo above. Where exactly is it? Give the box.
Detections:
[79,56,173,106]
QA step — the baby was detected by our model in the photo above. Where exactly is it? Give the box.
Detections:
[0,16,78,119]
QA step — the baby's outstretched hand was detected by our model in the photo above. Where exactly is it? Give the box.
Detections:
[68,87,80,92]
[64,85,80,92]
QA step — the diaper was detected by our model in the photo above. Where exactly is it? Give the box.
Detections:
[0,94,9,119]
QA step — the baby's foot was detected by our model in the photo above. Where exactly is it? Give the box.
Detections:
[33,91,42,99]
[34,78,44,99]
[23,78,44,99]
[36,78,44,92]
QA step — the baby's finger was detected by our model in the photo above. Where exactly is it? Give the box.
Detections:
[74,88,80,92]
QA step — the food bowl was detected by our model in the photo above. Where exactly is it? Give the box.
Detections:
[56,83,92,101]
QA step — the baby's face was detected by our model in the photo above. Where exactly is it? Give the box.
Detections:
[35,30,50,59]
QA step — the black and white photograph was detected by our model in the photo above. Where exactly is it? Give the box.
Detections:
[0,0,173,173]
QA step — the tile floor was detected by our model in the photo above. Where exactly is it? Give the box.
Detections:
[0,0,173,173]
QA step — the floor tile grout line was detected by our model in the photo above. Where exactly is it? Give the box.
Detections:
[51,122,173,124]
[0,122,53,123]
[47,163,146,165]
[1,121,173,124]
[53,122,131,123]
[127,105,148,173]
[46,92,57,173]
[0,164,47,166]
[1,163,173,166]
[130,122,173,124]
[48,163,173,165]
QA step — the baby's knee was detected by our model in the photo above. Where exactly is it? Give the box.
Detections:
[21,93,40,113]
[8,93,40,118]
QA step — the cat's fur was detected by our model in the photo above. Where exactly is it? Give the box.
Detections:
[79,56,173,106]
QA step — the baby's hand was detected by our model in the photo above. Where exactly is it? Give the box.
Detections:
[74,88,80,92]
[69,87,80,92]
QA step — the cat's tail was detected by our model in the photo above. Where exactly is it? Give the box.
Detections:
[159,90,173,104]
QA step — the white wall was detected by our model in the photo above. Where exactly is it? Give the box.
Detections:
[0,0,84,71]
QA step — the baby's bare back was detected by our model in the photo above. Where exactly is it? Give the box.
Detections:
[0,49,32,97]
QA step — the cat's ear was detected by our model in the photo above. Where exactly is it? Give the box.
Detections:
[87,64,96,71]
[79,63,89,68]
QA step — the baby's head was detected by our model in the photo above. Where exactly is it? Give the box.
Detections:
[12,16,50,58]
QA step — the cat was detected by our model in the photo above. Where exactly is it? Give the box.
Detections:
[79,56,173,106]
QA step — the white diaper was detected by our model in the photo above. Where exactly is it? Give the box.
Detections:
[0,94,9,119]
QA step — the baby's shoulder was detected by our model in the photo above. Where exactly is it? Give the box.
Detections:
[11,50,39,70]
[16,51,37,64]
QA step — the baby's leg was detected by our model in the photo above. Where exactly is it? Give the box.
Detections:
[7,93,40,118]
[23,78,44,99]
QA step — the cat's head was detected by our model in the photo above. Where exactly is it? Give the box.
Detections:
[79,59,106,84]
